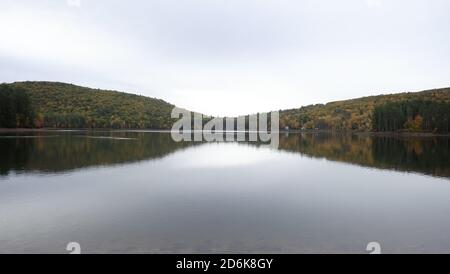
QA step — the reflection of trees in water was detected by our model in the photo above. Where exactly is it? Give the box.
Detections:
[0,132,196,175]
[278,133,450,178]
[0,132,448,178]
[371,136,449,178]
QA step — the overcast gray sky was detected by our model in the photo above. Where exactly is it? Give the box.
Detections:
[1,0,449,116]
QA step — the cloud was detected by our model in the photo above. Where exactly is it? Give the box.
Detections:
[2,0,450,116]
[365,0,382,7]
[66,0,81,8]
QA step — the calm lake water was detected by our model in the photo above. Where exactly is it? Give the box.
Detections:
[0,130,449,253]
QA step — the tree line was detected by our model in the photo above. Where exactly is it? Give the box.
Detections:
[0,84,35,128]
[1,82,449,133]
[1,82,177,129]
[372,100,450,133]
[279,88,450,132]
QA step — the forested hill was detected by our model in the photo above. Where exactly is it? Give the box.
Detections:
[0,81,176,129]
[279,88,450,133]
[0,81,449,133]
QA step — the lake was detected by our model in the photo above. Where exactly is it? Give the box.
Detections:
[0,130,449,253]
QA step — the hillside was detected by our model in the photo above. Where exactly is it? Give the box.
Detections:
[0,81,449,132]
[279,88,450,133]
[1,81,176,129]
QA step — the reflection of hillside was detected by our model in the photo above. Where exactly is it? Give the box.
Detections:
[0,132,196,175]
[1,132,448,178]
[278,133,450,178]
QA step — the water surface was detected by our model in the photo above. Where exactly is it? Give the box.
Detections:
[0,131,449,253]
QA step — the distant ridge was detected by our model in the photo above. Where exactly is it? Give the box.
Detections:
[279,87,450,132]
[3,81,177,129]
[1,81,449,132]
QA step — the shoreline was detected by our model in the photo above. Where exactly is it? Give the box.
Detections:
[283,129,450,137]
[1,128,449,137]
[0,128,171,133]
